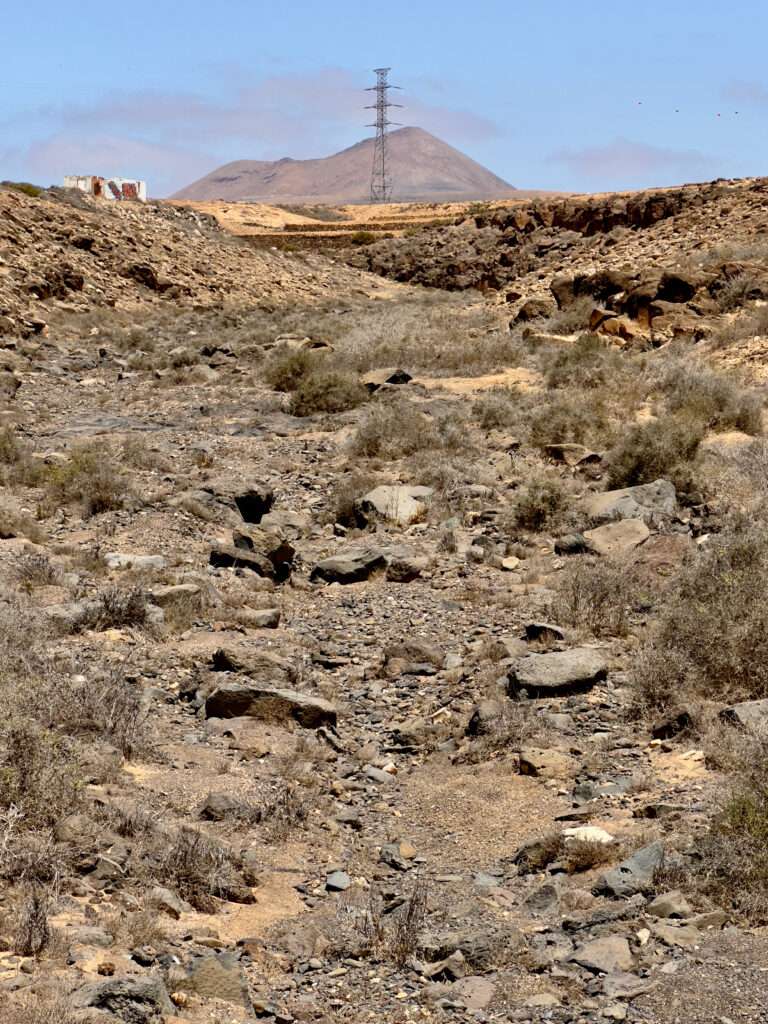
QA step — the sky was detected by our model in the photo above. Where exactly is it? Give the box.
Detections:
[2,0,768,198]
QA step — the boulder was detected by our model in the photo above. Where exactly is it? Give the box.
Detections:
[386,552,428,582]
[515,297,556,322]
[508,648,608,698]
[205,682,336,730]
[584,518,650,556]
[361,367,413,392]
[104,552,166,571]
[71,975,174,1021]
[571,936,634,974]
[386,639,445,668]
[232,526,295,581]
[596,841,664,897]
[311,546,387,584]
[583,479,676,524]
[360,484,433,525]
[233,484,274,524]
[720,699,768,731]
[647,890,692,919]
[209,646,297,683]
[175,951,252,1009]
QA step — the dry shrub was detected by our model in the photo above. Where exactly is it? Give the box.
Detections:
[86,586,148,631]
[528,391,611,450]
[656,360,763,435]
[44,444,127,517]
[326,469,380,527]
[101,907,165,948]
[714,269,763,313]
[358,880,429,968]
[544,298,597,336]
[0,723,81,832]
[690,728,768,923]
[544,332,624,389]
[551,557,640,637]
[156,828,239,912]
[10,553,60,589]
[390,879,429,968]
[288,370,367,416]
[45,665,153,759]
[607,416,705,488]
[352,399,467,461]
[0,998,77,1024]
[563,839,618,874]
[632,524,768,710]
[14,888,51,957]
[262,347,316,392]
[504,471,568,534]
[0,428,45,487]
[467,701,536,761]
[472,387,519,431]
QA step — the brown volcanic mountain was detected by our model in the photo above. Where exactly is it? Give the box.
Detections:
[172,127,516,203]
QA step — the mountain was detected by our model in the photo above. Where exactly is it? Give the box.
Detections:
[172,127,516,203]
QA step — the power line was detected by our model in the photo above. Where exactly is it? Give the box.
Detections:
[365,67,402,203]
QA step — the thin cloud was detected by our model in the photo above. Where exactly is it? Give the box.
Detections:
[0,135,215,198]
[551,138,718,183]
[723,80,768,107]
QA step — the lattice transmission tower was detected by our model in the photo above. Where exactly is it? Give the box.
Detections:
[366,68,402,202]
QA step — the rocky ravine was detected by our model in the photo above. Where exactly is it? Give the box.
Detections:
[0,180,767,1024]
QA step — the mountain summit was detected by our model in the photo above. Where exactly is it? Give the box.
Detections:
[172,127,516,203]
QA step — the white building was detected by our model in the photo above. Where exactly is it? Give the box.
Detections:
[63,176,147,201]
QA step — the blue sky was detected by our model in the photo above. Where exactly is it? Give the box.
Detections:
[2,0,768,197]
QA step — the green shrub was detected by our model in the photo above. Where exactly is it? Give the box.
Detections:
[2,181,43,199]
[607,416,705,488]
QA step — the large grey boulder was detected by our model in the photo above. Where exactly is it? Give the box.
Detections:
[205,681,337,730]
[584,518,650,556]
[508,648,608,698]
[595,840,665,897]
[71,975,174,1022]
[361,484,433,525]
[311,546,387,584]
[175,951,252,1009]
[583,479,676,524]
[571,935,634,974]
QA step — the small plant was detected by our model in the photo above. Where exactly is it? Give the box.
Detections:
[656,360,763,435]
[551,557,640,637]
[544,332,623,389]
[632,523,768,709]
[156,828,239,912]
[714,269,763,313]
[14,888,51,957]
[563,839,618,874]
[262,348,316,392]
[505,472,567,533]
[45,444,128,517]
[10,553,60,590]
[389,879,429,968]
[288,371,367,416]
[528,391,611,450]
[607,416,705,488]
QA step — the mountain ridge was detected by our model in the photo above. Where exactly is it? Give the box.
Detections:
[172,127,517,203]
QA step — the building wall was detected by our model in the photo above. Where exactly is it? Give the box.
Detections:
[63,176,147,201]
